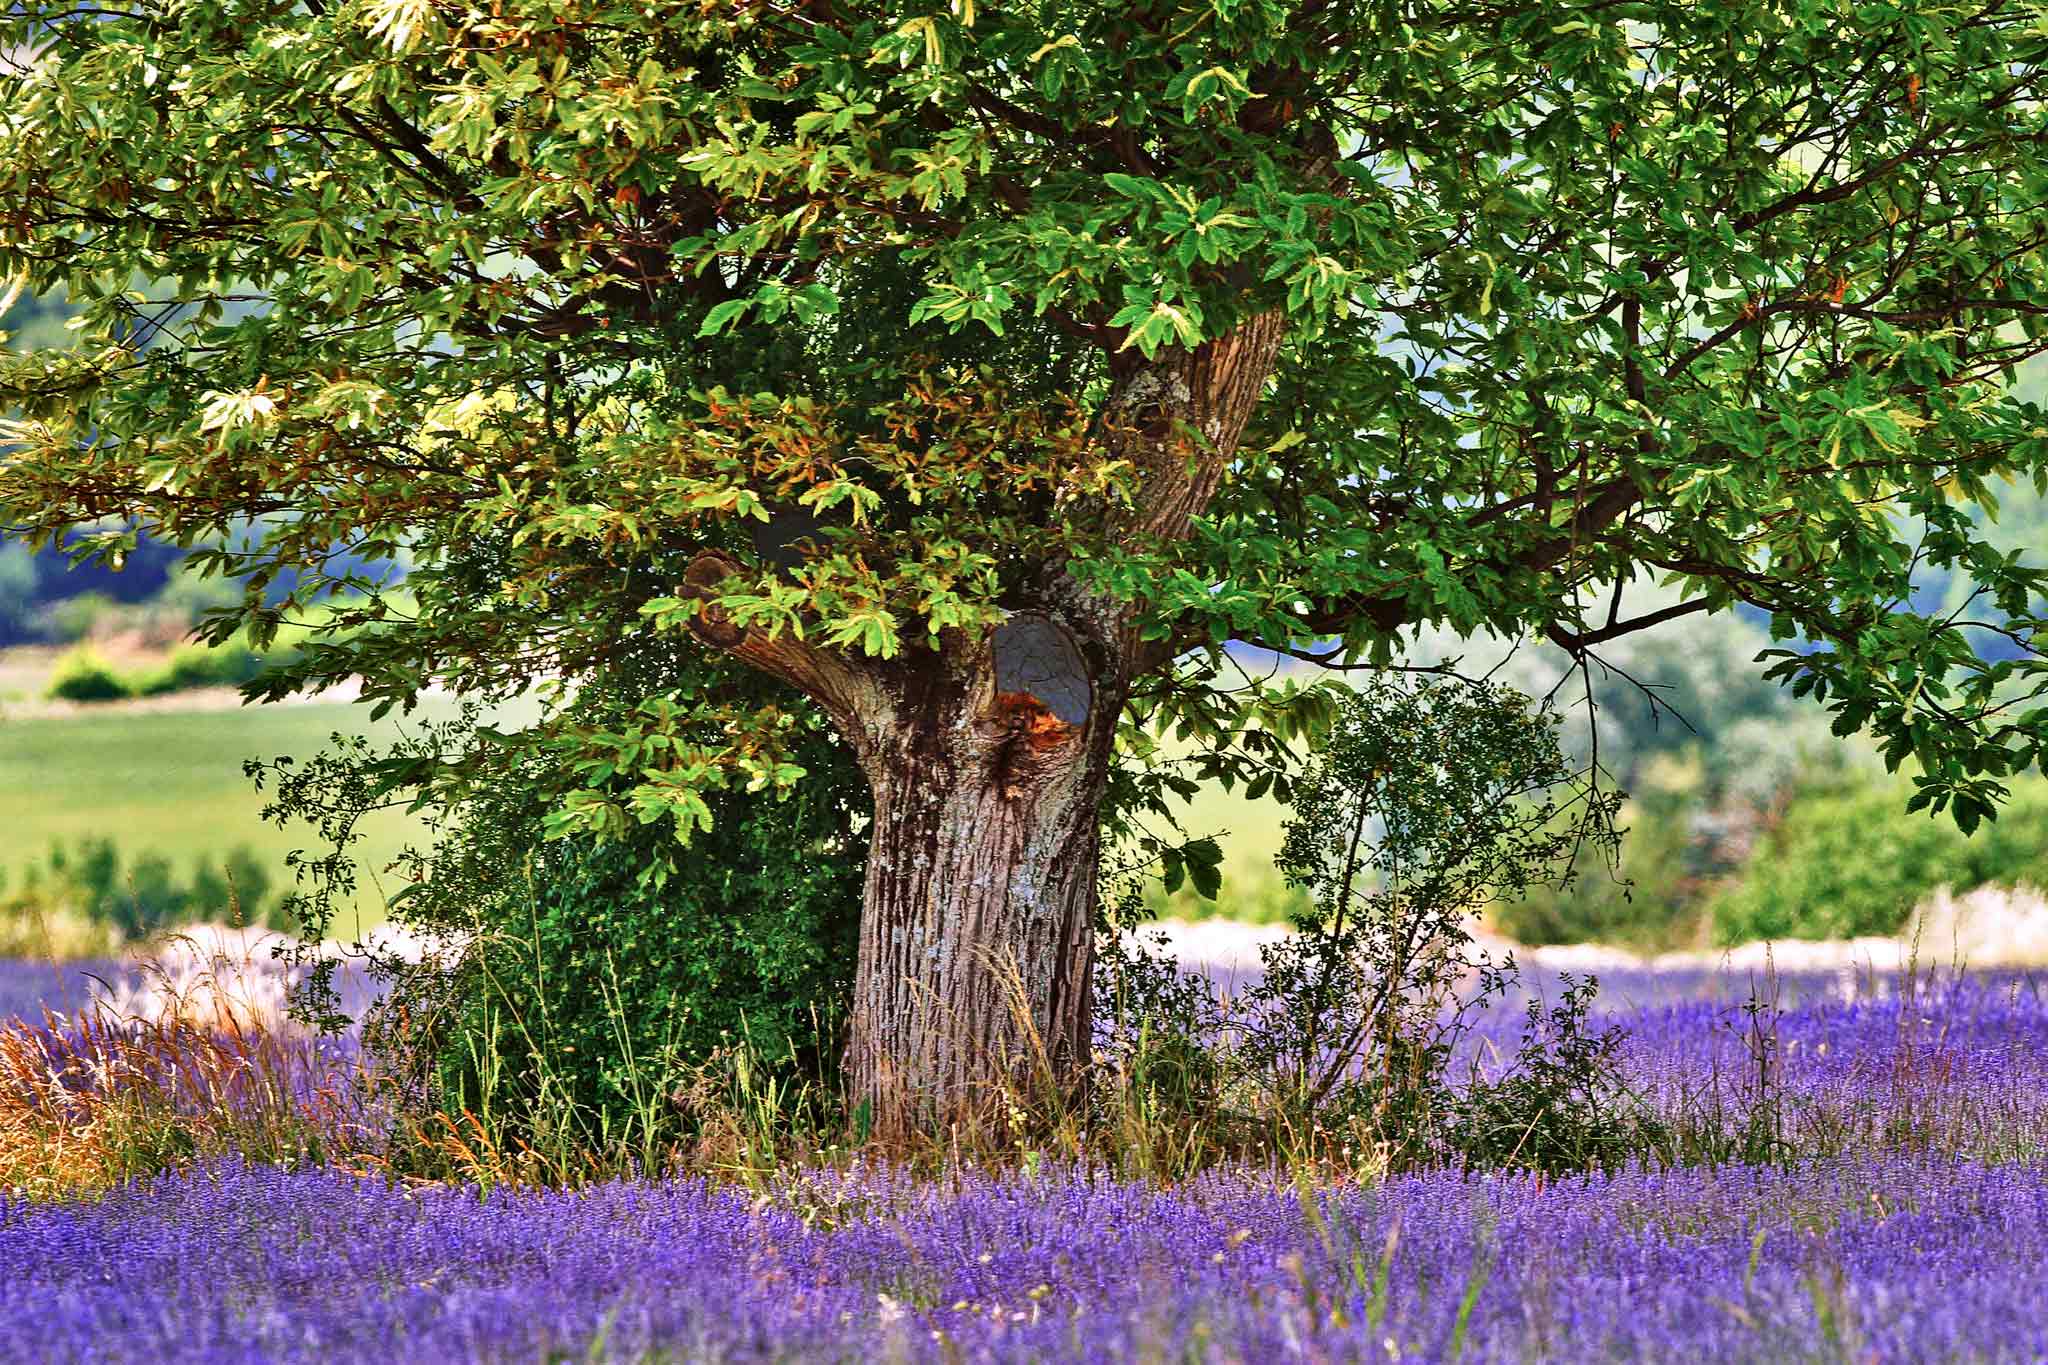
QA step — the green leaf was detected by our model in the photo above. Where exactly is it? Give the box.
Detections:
[698,299,750,337]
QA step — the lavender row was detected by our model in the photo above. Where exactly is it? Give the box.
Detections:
[5,1153,2045,1363]
[9,957,2048,1165]
[0,958,132,1024]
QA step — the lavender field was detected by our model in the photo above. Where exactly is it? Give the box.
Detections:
[4,956,2047,1362]
[7,1149,2046,1363]
[0,957,123,1023]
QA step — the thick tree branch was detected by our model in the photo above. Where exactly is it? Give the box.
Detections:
[1108,311,1290,548]
[678,551,886,739]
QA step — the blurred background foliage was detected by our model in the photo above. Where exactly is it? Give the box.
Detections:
[0,838,280,958]
[1144,588,2048,948]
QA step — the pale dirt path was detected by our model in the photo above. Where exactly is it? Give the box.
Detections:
[0,678,365,722]
[1138,882,2048,975]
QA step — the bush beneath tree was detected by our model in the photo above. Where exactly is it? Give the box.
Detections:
[261,684,870,1155]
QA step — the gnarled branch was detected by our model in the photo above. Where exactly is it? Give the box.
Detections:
[678,551,883,739]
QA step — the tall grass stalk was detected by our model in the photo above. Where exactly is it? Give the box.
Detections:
[0,1008,380,1198]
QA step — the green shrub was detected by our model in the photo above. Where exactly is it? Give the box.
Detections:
[0,541,34,643]
[185,847,277,931]
[45,648,131,703]
[1709,775,2048,943]
[1491,798,1699,950]
[147,568,244,628]
[1099,678,1657,1178]
[353,716,868,1146]
[1964,786,2048,891]
[34,591,120,644]
[20,839,278,938]
[0,867,125,959]
[133,638,267,696]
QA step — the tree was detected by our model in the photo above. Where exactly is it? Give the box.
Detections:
[3,1,2046,1134]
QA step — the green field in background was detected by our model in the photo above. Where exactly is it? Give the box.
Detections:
[1143,775,1303,924]
[0,695,1306,938]
[0,702,444,936]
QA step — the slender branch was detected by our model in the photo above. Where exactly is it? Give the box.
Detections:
[1547,597,1713,652]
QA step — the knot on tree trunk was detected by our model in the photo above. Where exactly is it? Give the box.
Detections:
[989,612,1092,800]
[1105,367,1195,445]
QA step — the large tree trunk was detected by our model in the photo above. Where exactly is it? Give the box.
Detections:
[842,624,1122,1138]
[846,714,1108,1136]
[682,316,1287,1138]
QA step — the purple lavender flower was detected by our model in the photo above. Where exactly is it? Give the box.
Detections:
[0,958,130,1023]
[7,1153,2048,1362]
[5,957,2048,1361]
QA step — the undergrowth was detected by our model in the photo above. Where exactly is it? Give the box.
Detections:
[8,954,2029,1206]
[6,680,2027,1201]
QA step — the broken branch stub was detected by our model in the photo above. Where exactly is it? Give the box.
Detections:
[679,552,746,649]
[992,613,1092,729]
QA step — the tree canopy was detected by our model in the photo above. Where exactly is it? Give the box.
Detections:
[5,0,2045,831]
[5,0,2048,1120]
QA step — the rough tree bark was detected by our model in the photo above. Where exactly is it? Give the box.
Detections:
[841,616,1122,1132]
[682,314,1286,1137]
